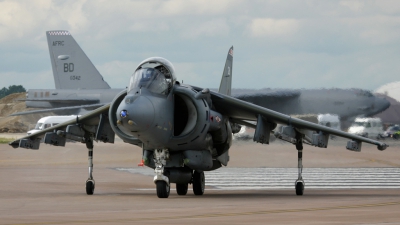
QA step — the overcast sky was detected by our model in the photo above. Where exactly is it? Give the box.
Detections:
[1,0,400,91]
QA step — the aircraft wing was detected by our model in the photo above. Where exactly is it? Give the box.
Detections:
[210,91,388,150]
[19,98,99,103]
[9,103,142,149]
[10,103,107,116]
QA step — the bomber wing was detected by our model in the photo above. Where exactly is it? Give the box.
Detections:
[209,91,388,151]
[18,98,99,103]
[10,103,106,116]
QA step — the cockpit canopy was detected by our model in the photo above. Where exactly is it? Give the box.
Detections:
[128,57,176,96]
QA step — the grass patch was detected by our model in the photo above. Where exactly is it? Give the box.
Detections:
[0,137,15,144]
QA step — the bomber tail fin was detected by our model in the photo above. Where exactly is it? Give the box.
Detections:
[218,46,233,96]
[46,30,111,89]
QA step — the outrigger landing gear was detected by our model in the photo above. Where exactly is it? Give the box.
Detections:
[295,134,304,196]
[85,138,95,195]
[153,149,170,198]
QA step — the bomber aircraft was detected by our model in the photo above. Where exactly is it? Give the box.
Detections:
[10,46,389,198]
[14,30,390,128]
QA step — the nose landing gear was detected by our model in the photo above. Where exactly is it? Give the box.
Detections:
[153,149,170,198]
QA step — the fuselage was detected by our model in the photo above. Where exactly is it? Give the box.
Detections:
[233,88,390,122]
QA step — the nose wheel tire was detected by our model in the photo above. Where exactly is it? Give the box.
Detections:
[156,180,170,198]
[86,180,95,195]
[295,181,304,196]
[176,183,188,195]
[192,171,205,195]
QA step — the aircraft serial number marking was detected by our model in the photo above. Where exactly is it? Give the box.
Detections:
[70,76,81,80]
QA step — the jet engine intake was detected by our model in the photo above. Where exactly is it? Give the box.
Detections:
[171,85,232,156]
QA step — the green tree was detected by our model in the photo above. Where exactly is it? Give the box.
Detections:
[0,85,26,99]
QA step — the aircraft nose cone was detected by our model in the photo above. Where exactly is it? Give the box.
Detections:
[369,96,391,116]
[117,96,155,132]
[377,97,390,113]
[383,98,390,111]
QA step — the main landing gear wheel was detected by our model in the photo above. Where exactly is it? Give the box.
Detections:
[176,183,188,195]
[86,180,95,195]
[156,180,170,198]
[295,181,304,196]
[192,171,205,195]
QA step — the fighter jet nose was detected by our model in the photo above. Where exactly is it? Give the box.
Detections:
[117,96,155,132]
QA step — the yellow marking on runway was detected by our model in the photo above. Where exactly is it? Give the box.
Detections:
[365,158,400,167]
[7,201,400,225]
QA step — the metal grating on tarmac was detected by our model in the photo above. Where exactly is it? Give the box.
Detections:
[115,167,400,190]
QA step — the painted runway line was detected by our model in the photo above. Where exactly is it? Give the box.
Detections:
[115,167,400,190]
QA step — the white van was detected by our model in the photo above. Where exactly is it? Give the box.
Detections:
[348,117,383,139]
[27,115,79,135]
[318,114,341,131]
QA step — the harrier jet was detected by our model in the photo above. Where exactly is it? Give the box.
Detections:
[10,46,388,198]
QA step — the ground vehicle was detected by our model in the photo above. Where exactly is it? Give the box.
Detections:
[382,125,400,139]
[27,116,79,135]
[348,118,383,139]
[318,114,341,130]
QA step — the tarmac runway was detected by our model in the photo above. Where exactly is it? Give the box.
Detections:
[118,167,400,190]
[1,137,400,224]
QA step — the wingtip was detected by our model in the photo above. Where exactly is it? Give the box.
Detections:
[377,143,388,151]
[9,141,19,149]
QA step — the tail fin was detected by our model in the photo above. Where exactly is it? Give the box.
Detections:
[46,30,111,89]
[218,46,233,96]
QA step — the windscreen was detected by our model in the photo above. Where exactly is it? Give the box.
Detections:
[128,67,171,95]
[34,123,43,129]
